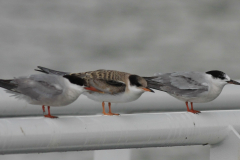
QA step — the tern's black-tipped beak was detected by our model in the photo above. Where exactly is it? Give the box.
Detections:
[227,80,240,85]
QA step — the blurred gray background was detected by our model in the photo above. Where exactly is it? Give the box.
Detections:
[1,0,240,78]
[1,0,240,160]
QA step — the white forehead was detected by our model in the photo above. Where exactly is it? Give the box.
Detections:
[225,74,231,80]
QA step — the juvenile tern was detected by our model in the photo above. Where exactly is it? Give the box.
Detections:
[144,70,240,114]
[35,66,154,115]
[0,73,101,118]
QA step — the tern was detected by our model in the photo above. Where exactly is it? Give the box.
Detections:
[0,73,101,118]
[35,66,154,115]
[144,70,240,114]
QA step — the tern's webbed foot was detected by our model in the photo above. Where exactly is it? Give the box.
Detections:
[44,115,58,118]
[187,110,201,114]
[102,112,120,116]
[109,112,120,116]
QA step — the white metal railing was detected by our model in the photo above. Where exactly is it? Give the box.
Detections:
[1,84,240,159]
[0,110,240,157]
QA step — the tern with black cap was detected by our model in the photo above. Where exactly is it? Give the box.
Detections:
[144,70,240,114]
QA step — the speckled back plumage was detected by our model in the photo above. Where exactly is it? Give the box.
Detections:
[72,70,130,82]
[71,70,131,94]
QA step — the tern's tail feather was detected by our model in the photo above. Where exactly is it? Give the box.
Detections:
[143,76,163,91]
[35,66,70,76]
[0,79,17,91]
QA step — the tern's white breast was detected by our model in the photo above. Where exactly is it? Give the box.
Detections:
[83,90,144,103]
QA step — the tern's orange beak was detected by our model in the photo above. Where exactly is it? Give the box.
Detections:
[84,86,104,93]
[142,87,154,93]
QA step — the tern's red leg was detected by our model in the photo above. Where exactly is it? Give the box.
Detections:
[108,102,119,116]
[185,102,191,112]
[102,102,110,115]
[102,102,115,115]
[185,102,200,114]
[44,106,58,118]
[42,105,45,113]
[190,102,201,114]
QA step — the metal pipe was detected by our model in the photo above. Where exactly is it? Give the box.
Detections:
[0,110,240,154]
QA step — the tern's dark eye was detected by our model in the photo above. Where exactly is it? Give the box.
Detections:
[206,70,226,80]
[129,75,142,87]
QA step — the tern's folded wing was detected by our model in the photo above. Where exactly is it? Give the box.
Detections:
[145,72,208,97]
[170,72,208,90]
[88,79,126,94]
[13,75,63,100]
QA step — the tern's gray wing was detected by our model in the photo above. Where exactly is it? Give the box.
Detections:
[12,74,63,100]
[145,72,209,97]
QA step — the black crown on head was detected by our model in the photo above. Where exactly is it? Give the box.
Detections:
[206,70,226,80]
